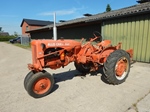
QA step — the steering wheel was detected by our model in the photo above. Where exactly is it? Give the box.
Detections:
[93,31,102,42]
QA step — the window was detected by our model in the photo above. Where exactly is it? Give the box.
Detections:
[26,26,28,31]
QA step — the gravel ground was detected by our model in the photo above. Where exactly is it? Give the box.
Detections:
[0,42,150,112]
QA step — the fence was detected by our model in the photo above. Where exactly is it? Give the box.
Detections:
[21,35,31,46]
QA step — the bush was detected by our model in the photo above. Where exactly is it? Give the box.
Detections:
[0,35,15,41]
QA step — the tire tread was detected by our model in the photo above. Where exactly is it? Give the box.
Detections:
[103,49,130,85]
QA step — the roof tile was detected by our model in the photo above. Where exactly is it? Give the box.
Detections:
[20,19,53,27]
[27,2,150,32]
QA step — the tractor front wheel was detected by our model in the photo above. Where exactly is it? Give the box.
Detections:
[24,71,35,90]
[25,71,54,98]
[103,49,130,85]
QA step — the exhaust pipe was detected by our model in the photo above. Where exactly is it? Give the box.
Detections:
[53,12,57,40]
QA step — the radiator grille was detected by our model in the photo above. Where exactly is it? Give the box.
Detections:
[32,45,37,64]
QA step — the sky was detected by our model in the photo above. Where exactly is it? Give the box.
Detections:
[0,0,137,35]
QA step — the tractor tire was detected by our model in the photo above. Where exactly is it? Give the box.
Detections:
[74,62,91,73]
[25,71,54,98]
[103,49,130,85]
[24,71,35,90]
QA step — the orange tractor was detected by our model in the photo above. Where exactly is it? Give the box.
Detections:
[24,32,133,98]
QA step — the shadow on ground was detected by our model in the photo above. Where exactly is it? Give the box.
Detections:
[50,67,109,94]
[53,69,81,83]
[50,69,83,94]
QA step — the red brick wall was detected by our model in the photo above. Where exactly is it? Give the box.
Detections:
[21,22,44,35]
[29,26,42,30]
[22,21,28,35]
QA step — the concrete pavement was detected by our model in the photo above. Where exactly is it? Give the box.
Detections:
[0,42,150,112]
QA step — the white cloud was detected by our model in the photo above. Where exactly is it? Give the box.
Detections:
[38,7,85,16]
[73,0,81,6]
[38,8,76,16]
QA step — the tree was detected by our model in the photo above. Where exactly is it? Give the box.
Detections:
[0,27,3,32]
[106,4,111,12]
[14,31,18,37]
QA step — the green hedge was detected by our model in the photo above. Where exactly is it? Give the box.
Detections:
[0,35,15,41]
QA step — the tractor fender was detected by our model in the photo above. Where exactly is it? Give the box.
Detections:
[126,49,133,59]
[98,47,117,64]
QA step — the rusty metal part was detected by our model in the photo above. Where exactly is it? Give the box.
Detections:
[28,33,133,72]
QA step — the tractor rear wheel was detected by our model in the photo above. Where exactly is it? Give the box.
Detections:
[103,49,130,85]
[74,62,91,73]
[25,71,54,98]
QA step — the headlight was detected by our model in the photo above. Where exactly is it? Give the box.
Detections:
[41,43,46,50]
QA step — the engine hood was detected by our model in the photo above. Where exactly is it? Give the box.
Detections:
[31,39,81,48]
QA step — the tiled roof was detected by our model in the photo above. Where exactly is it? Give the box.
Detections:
[27,2,150,32]
[137,0,150,3]
[0,32,9,36]
[20,19,53,27]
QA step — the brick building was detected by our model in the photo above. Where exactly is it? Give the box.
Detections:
[20,19,53,36]
[27,2,150,62]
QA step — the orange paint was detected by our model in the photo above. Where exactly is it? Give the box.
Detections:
[28,34,133,72]
[115,59,127,76]
[33,77,51,94]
